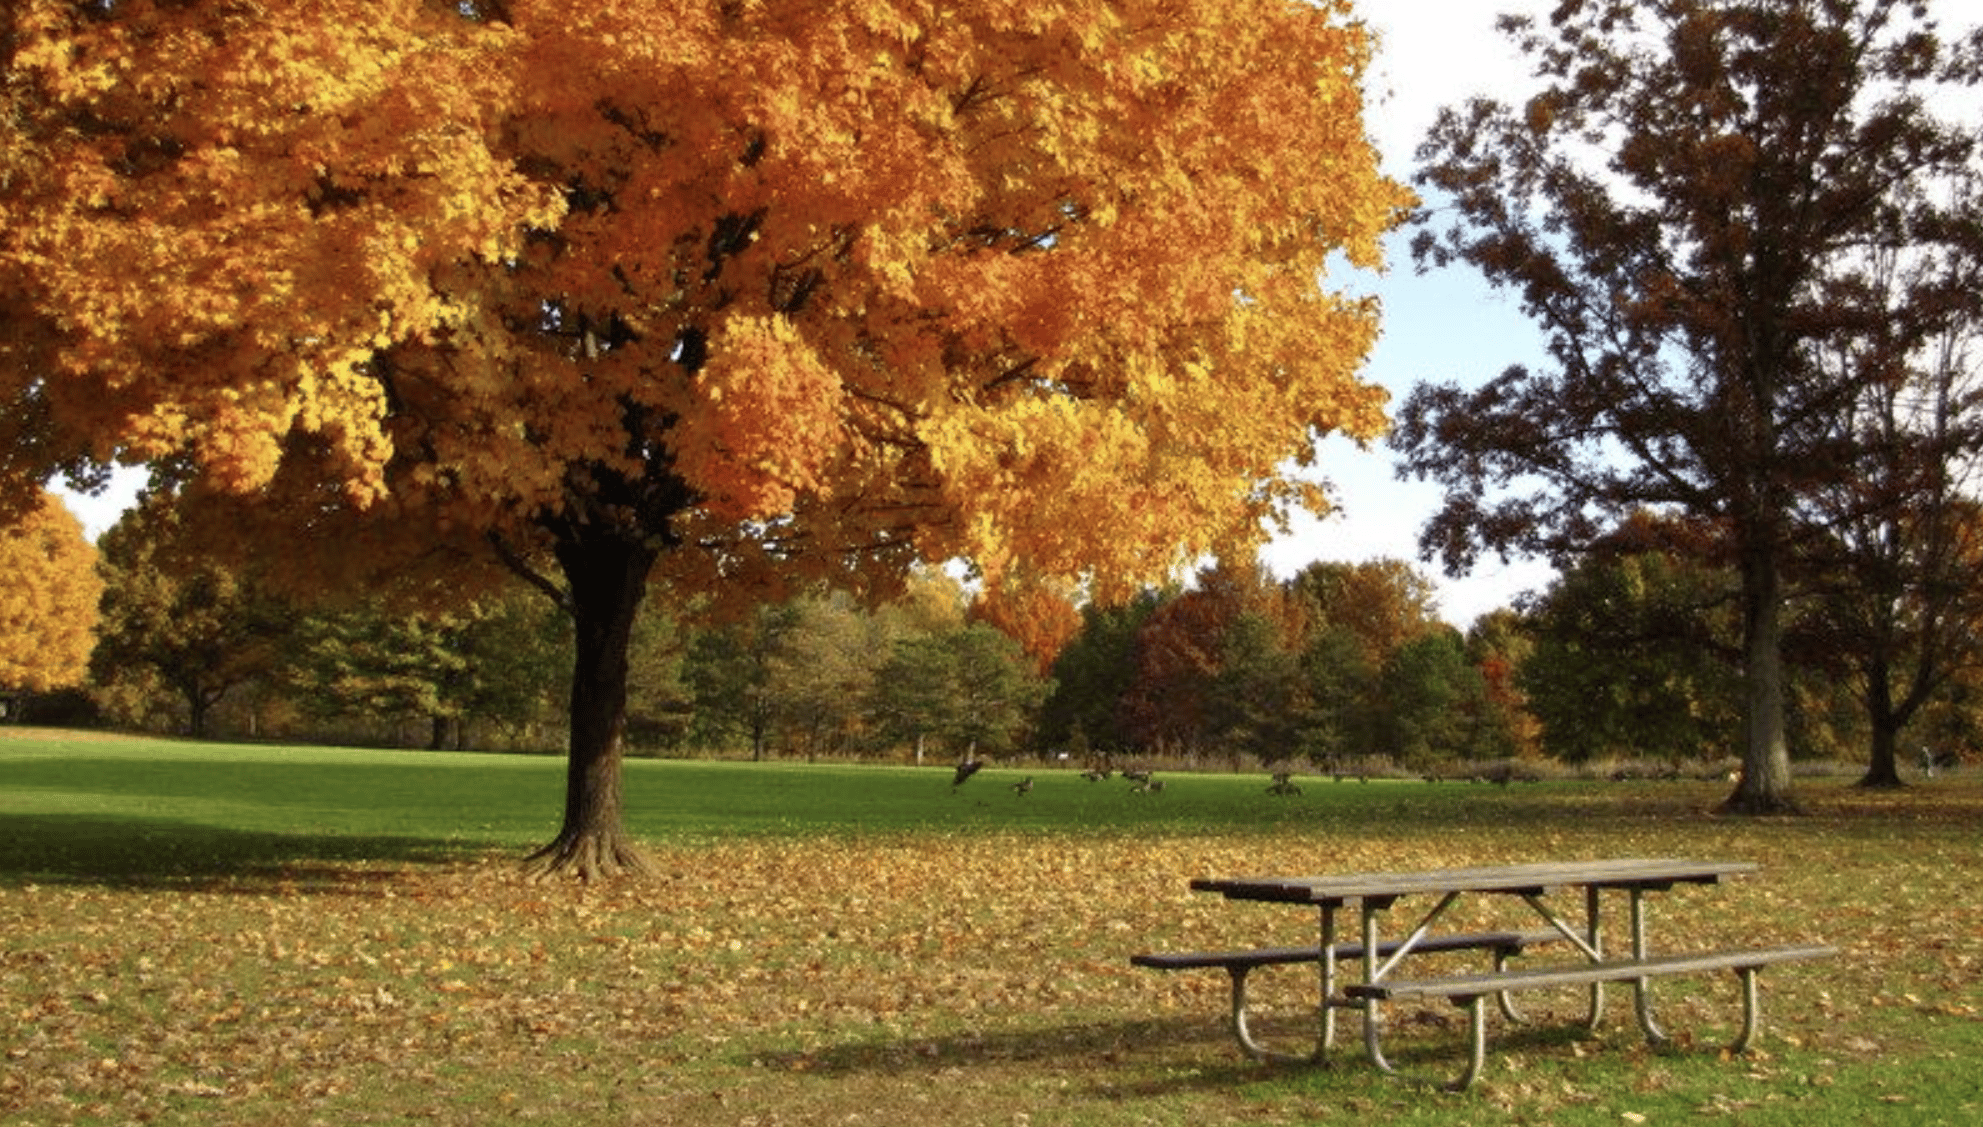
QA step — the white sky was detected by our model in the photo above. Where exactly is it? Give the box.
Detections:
[1259,0,1559,626]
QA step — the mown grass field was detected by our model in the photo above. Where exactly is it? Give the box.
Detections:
[3,728,1978,1126]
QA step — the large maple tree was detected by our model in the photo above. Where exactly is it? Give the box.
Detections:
[1,0,1406,876]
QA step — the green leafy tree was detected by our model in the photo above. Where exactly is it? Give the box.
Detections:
[287,591,567,749]
[1287,559,1444,763]
[290,611,465,745]
[1038,589,1164,757]
[1396,0,1983,812]
[1294,622,1382,765]
[875,623,1048,760]
[945,624,1051,757]
[1375,628,1487,767]
[1520,527,1744,764]
[685,602,803,762]
[771,592,893,758]
[1205,611,1311,765]
[623,603,692,753]
[91,499,286,737]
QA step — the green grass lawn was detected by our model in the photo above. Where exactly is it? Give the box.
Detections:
[3,729,1979,1126]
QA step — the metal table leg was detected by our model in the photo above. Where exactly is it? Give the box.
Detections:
[1317,904,1339,1062]
[1629,887,1669,1044]
[1360,905,1396,1073]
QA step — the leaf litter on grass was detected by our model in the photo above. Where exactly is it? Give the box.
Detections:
[3,784,1981,1126]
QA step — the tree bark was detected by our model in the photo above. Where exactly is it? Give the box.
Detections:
[522,524,660,881]
[1858,726,1906,789]
[1857,676,1907,789]
[1721,551,1802,814]
[182,679,213,739]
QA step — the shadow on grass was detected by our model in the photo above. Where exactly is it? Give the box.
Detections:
[0,813,496,892]
[754,1007,1687,1105]
[752,1015,1250,1079]
[747,1013,1557,1102]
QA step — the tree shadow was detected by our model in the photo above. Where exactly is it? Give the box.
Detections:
[0,813,491,893]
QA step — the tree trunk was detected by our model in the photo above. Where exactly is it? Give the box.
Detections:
[1857,677,1907,789]
[183,680,213,739]
[523,526,660,881]
[1859,723,1906,789]
[1721,551,1802,814]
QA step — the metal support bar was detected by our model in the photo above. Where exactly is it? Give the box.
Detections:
[1520,892,1604,961]
[1452,994,1489,1091]
[1317,904,1339,1060]
[1226,964,1310,1063]
[1361,906,1396,1073]
[1371,892,1462,982]
[1732,967,1762,1052]
[1492,945,1526,1023]
[1630,888,1668,1044]
[1586,885,1606,1030]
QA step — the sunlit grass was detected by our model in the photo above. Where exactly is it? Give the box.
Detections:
[2,728,1977,1126]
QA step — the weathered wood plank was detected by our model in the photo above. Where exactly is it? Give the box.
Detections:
[1345,944,1839,1004]
[1192,859,1760,906]
[1131,929,1563,973]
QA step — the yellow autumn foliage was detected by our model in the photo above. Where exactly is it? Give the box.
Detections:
[1,0,1409,600]
[673,316,846,522]
[0,492,101,694]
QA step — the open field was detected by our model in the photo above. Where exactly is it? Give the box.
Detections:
[3,729,1979,1126]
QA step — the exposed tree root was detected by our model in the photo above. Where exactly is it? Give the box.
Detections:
[521,831,654,883]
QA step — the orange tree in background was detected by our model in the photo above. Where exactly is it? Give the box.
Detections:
[0,492,101,716]
[0,0,1407,878]
[967,567,1083,676]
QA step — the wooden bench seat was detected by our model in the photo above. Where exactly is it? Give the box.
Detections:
[1346,943,1837,1090]
[1132,930,1564,1062]
[1345,943,1838,1004]
[1131,928,1561,975]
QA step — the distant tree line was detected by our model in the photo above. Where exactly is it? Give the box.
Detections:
[5,489,1978,785]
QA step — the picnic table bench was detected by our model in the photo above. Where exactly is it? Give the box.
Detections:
[1132,928,1565,1063]
[1135,859,1836,1090]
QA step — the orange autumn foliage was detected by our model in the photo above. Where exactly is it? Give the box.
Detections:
[968,570,1083,674]
[3,0,1407,874]
[0,492,101,695]
[0,0,1406,599]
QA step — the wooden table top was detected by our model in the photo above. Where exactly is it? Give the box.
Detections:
[1190,858,1759,906]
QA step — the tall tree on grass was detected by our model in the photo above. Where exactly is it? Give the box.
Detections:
[0,492,100,720]
[1,0,1405,877]
[92,498,289,738]
[1796,294,1983,788]
[1394,0,1983,813]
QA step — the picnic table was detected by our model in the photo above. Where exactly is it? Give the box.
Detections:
[1138,858,1834,1089]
